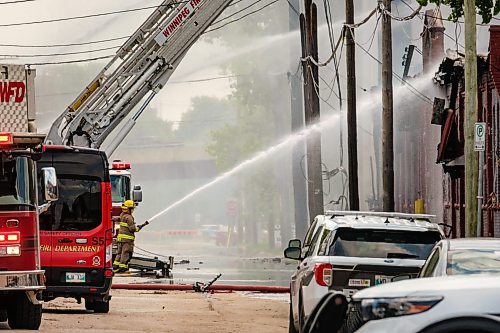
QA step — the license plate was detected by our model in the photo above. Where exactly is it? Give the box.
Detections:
[374,275,393,285]
[65,272,86,283]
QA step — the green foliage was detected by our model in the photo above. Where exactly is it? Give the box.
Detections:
[417,0,500,23]
[175,96,233,143]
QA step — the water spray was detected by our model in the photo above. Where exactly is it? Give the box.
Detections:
[145,73,435,224]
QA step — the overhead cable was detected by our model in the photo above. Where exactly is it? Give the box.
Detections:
[0,45,120,58]
[0,36,128,48]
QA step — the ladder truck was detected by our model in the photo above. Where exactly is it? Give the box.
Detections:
[0,64,58,329]
[43,0,233,278]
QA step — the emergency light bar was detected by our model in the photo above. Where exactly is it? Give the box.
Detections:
[0,133,13,145]
[112,161,131,170]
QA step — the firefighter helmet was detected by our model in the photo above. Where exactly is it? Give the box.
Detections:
[121,200,135,210]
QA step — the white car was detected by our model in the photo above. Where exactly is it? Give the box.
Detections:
[285,211,444,333]
[352,274,500,333]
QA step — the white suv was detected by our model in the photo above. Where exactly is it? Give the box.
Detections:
[285,211,444,333]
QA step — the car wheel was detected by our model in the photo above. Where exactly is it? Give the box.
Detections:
[93,300,110,313]
[289,301,299,333]
[338,302,364,333]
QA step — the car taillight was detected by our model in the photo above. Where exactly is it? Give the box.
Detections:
[104,269,114,277]
[314,263,333,286]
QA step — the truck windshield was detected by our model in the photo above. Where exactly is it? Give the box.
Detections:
[328,228,442,260]
[38,151,107,231]
[0,156,36,210]
[110,174,130,203]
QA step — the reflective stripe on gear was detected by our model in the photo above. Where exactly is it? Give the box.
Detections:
[119,222,129,227]
[117,234,135,241]
[118,263,128,268]
[113,261,120,266]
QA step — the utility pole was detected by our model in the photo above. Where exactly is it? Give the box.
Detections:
[300,0,324,222]
[288,0,309,239]
[345,0,359,210]
[381,0,394,212]
[464,0,478,236]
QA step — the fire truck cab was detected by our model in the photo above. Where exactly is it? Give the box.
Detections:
[0,132,58,330]
[37,146,114,313]
[109,160,142,257]
[110,160,142,222]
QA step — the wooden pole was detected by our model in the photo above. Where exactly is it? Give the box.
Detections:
[382,0,394,212]
[464,0,478,236]
[346,0,359,210]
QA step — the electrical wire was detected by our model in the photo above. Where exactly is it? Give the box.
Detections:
[0,0,35,4]
[350,27,433,106]
[204,0,279,34]
[0,36,129,48]
[26,54,114,66]
[212,0,265,25]
[0,44,120,58]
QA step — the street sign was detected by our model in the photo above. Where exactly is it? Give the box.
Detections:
[475,122,486,151]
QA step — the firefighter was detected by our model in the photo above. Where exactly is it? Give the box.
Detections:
[113,200,144,273]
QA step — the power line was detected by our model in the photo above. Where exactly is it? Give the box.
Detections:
[27,54,114,66]
[0,36,128,48]
[352,33,433,106]
[205,0,279,34]
[0,45,120,58]
[212,0,265,25]
[0,0,35,4]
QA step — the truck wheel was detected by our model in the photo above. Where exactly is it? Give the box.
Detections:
[93,300,110,313]
[0,309,7,322]
[85,299,95,311]
[7,294,42,330]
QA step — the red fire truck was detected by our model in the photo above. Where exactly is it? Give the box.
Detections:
[109,160,142,225]
[37,146,114,313]
[0,64,59,329]
[0,133,58,330]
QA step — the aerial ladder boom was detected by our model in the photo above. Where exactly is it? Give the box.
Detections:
[45,0,233,155]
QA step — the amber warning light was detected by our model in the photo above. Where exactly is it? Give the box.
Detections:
[0,133,13,145]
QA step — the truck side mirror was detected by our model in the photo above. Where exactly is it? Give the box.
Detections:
[132,185,142,203]
[288,239,302,248]
[284,247,302,260]
[41,167,58,202]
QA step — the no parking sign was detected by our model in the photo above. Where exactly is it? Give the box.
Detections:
[475,122,486,152]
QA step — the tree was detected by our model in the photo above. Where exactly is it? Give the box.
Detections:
[417,0,500,23]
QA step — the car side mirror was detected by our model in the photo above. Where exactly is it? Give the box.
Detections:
[284,246,302,260]
[132,185,142,203]
[302,292,348,333]
[288,239,301,248]
[391,274,412,282]
[41,167,58,202]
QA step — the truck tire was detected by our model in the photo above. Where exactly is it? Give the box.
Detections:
[7,294,42,330]
[85,299,95,311]
[0,309,7,322]
[93,300,110,313]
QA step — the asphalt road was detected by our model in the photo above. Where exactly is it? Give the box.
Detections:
[0,290,289,332]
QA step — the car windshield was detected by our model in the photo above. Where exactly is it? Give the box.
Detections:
[328,228,442,260]
[447,249,500,275]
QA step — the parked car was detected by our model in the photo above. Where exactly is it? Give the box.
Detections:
[285,216,337,333]
[418,238,500,277]
[284,211,444,333]
[349,274,500,333]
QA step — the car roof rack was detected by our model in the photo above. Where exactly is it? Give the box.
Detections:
[324,210,436,221]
